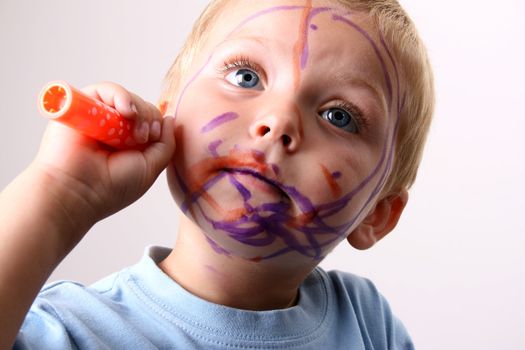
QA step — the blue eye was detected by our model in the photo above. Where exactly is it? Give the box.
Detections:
[226,69,261,89]
[321,108,358,133]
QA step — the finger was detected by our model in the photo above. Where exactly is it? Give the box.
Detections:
[81,82,136,117]
[130,95,153,144]
[80,82,158,145]
[143,116,176,180]
[147,103,163,141]
[131,99,162,144]
[133,119,149,144]
[150,120,161,141]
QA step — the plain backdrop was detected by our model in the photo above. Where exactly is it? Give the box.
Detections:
[1,1,524,349]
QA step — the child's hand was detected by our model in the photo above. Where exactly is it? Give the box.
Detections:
[31,82,176,235]
[0,83,175,347]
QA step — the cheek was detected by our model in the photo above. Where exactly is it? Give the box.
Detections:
[295,142,370,200]
[175,79,247,152]
[293,142,382,224]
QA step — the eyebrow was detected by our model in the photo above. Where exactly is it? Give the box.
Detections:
[333,72,387,115]
[216,35,271,52]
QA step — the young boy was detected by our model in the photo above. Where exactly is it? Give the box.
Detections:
[0,0,434,348]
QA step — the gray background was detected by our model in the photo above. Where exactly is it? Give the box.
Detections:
[1,1,524,349]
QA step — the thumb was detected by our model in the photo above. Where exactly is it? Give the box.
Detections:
[143,116,176,180]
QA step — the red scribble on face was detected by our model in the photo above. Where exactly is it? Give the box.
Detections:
[288,210,317,228]
[292,0,313,90]
[201,191,247,222]
[158,101,168,116]
[168,3,401,262]
[249,256,263,263]
[183,148,278,221]
[320,164,342,199]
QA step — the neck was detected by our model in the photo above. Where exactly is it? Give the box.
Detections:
[158,215,311,311]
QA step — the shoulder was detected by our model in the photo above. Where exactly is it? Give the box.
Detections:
[322,269,384,306]
[16,247,172,349]
[314,267,415,350]
[24,269,124,319]
[35,269,123,308]
[318,268,389,322]
[15,270,131,349]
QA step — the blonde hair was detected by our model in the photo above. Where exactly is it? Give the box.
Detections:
[159,0,435,196]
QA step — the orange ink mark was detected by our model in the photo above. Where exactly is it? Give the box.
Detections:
[249,256,262,263]
[288,210,317,228]
[292,0,313,90]
[184,148,274,216]
[201,192,247,222]
[187,148,271,195]
[201,191,222,213]
[321,164,342,198]
[225,208,247,222]
[158,101,168,116]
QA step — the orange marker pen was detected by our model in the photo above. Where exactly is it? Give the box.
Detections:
[38,81,140,149]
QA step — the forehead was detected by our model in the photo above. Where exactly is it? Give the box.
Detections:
[206,0,380,51]
[200,1,392,107]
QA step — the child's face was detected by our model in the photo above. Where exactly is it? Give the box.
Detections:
[167,0,401,264]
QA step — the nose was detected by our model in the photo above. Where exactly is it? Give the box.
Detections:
[248,104,303,152]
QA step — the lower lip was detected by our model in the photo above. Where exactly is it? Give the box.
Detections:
[228,171,280,195]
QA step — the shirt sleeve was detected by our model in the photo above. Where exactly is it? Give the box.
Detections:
[12,277,156,350]
[327,269,415,350]
[13,297,76,350]
[379,294,415,350]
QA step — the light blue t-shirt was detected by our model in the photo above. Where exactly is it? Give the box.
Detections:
[15,246,414,349]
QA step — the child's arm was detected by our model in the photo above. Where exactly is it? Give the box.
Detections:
[0,82,176,349]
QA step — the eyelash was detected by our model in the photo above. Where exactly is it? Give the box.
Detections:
[329,101,369,133]
[217,55,370,134]
[218,55,264,77]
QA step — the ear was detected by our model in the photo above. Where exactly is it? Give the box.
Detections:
[346,189,409,250]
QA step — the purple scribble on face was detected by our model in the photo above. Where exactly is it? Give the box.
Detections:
[180,171,229,214]
[310,24,318,30]
[201,112,239,133]
[208,139,223,157]
[174,54,213,119]
[206,236,232,256]
[272,164,281,176]
[173,5,403,261]
[332,14,394,110]
[228,174,252,202]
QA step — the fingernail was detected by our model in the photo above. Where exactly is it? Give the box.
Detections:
[151,121,161,139]
[139,122,149,142]
[130,103,138,114]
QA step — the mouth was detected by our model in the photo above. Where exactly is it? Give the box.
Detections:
[184,147,290,204]
[223,168,288,198]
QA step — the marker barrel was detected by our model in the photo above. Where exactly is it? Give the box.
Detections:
[38,81,138,149]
